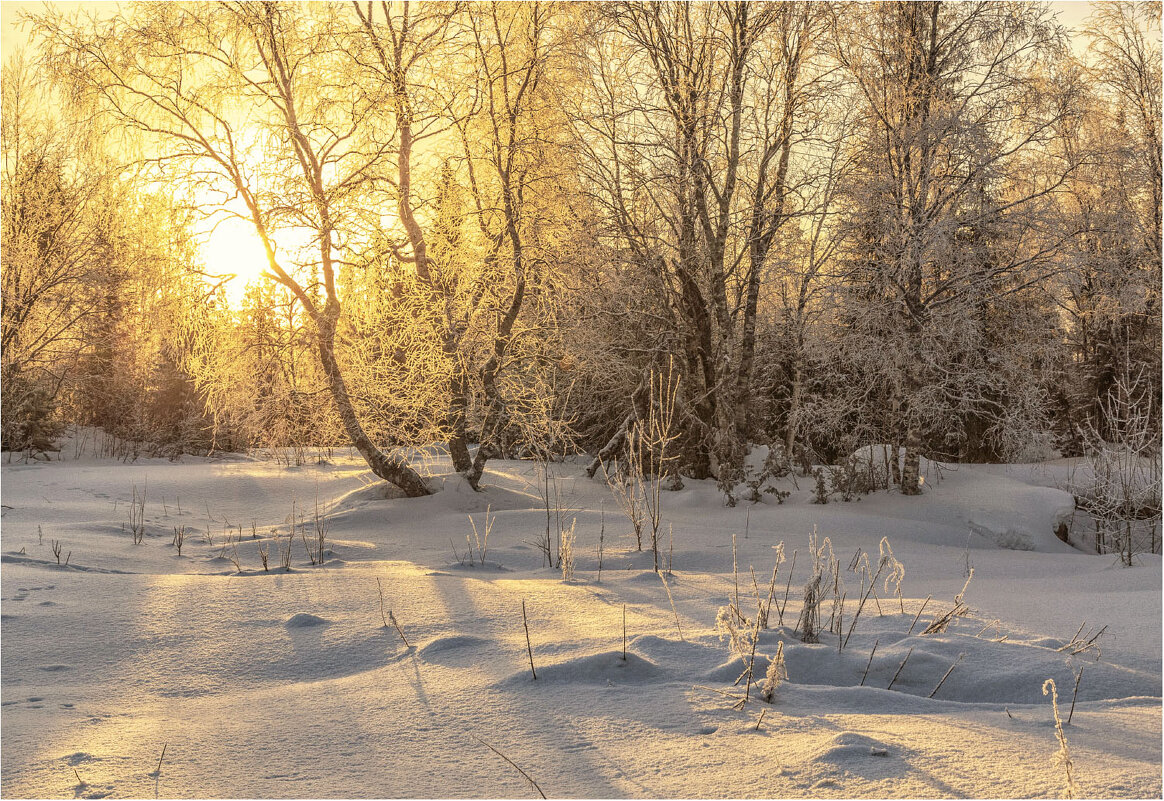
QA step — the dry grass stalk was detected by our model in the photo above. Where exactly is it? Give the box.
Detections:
[621,603,627,661]
[1068,666,1084,725]
[660,571,685,642]
[468,505,495,567]
[777,549,797,626]
[887,647,913,690]
[922,571,973,635]
[522,599,537,680]
[860,639,879,686]
[907,595,932,635]
[929,653,964,698]
[376,578,410,647]
[468,733,547,799]
[597,505,605,583]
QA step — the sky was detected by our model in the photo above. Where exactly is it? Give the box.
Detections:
[1,1,1103,60]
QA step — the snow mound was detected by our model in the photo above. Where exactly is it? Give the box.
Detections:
[418,635,493,662]
[285,613,330,628]
[324,482,408,516]
[626,569,679,586]
[706,653,774,683]
[499,650,665,685]
[815,731,893,763]
[715,620,1162,705]
[422,475,538,513]
[967,519,1036,550]
[627,634,727,678]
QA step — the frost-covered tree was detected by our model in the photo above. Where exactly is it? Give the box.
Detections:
[830,1,1081,490]
[565,1,825,481]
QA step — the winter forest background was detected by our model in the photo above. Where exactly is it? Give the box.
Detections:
[2,3,1162,798]
[3,1,1160,539]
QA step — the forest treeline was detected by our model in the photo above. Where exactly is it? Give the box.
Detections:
[2,1,1160,498]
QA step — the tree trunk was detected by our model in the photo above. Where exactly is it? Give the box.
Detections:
[447,361,472,473]
[316,310,430,497]
[784,358,804,457]
[900,432,922,496]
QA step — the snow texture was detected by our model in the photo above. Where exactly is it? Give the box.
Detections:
[1,442,1159,798]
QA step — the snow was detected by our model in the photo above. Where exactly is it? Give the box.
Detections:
[1,444,1160,798]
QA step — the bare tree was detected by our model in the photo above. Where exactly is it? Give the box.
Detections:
[35,2,431,493]
[566,1,824,484]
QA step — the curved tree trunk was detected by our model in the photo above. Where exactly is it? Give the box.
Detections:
[316,310,431,497]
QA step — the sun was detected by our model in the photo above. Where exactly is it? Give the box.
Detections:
[196,213,271,305]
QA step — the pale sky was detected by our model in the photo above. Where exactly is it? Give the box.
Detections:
[0,1,1105,61]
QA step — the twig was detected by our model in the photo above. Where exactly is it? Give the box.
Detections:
[755,709,767,730]
[597,505,605,583]
[1071,625,1107,656]
[693,684,743,701]
[389,609,410,648]
[837,593,845,653]
[153,742,168,775]
[732,533,740,612]
[975,619,1001,637]
[1062,620,1087,650]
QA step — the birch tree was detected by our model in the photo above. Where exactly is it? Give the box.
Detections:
[36,2,433,493]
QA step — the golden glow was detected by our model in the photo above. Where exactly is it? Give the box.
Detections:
[196,214,270,303]
[193,196,317,306]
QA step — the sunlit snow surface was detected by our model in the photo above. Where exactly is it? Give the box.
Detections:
[1,442,1159,798]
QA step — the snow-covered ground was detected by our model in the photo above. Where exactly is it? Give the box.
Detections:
[2,442,1160,798]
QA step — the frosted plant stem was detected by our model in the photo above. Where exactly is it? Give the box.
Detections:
[778,550,798,626]
[660,572,685,642]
